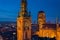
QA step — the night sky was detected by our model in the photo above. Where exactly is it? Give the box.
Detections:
[0,0,60,23]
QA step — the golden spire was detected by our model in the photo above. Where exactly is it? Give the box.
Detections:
[19,0,27,17]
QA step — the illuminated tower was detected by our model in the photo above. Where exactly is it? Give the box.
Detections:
[37,11,46,37]
[38,11,46,29]
[36,11,46,37]
[17,0,31,40]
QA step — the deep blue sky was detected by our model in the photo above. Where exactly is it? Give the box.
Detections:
[0,0,60,23]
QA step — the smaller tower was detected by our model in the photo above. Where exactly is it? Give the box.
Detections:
[38,11,46,29]
[36,11,46,37]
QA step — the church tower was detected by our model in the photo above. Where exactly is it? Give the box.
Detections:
[17,0,31,40]
[38,11,46,29]
[37,11,46,37]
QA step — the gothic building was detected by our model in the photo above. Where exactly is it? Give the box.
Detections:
[17,0,60,40]
[36,11,60,40]
[17,0,31,40]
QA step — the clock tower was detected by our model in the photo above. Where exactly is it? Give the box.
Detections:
[17,0,31,40]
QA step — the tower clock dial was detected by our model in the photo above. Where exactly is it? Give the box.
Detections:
[24,20,30,30]
[24,21,29,27]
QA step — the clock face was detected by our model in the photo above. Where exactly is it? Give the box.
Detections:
[24,21,29,27]
[24,20,30,30]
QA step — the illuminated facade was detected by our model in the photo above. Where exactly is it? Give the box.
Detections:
[36,11,60,40]
[17,0,60,40]
[17,0,31,40]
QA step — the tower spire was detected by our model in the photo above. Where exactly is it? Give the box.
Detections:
[19,0,27,17]
[17,0,31,40]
